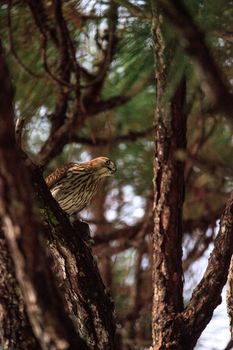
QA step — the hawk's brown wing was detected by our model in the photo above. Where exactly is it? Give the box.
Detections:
[45,163,76,189]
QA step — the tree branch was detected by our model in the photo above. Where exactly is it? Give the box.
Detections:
[0,42,116,349]
[72,127,153,145]
[158,0,233,123]
[36,74,151,166]
[7,0,42,79]
[36,105,87,166]
[183,229,214,272]
[183,191,233,348]
[82,1,118,106]
[0,42,88,350]
[177,150,233,179]
[114,0,151,20]
[87,74,152,114]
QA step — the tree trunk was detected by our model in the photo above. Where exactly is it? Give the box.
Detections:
[151,4,233,348]
[151,5,186,347]
[0,228,40,349]
[0,41,115,350]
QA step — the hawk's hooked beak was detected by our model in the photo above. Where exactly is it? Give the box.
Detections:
[107,161,117,174]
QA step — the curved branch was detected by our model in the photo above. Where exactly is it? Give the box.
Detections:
[158,0,233,123]
[72,127,153,145]
[36,74,151,166]
[82,2,118,98]
[183,191,233,347]
[7,0,42,79]
[86,74,152,116]
[114,0,151,20]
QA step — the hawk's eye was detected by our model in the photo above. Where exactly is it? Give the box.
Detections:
[105,159,111,166]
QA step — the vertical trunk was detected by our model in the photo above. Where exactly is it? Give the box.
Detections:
[0,229,40,349]
[151,4,187,348]
[227,257,233,341]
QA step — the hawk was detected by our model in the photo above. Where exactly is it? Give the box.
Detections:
[45,157,116,214]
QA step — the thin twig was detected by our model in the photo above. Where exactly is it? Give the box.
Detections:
[7,0,42,79]
[71,127,154,145]
[114,0,151,20]
[41,34,73,89]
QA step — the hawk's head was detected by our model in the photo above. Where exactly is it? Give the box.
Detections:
[88,157,117,179]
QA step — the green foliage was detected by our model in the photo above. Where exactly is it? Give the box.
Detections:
[1,1,233,346]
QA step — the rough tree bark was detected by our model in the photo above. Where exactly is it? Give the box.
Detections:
[151,2,233,349]
[182,192,233,348]
[0,42,115,349]
[0,227,40,349]
[227,257,233,341]
[151,4,186,347]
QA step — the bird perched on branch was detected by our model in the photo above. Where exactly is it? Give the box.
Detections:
[45,157,117,215]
